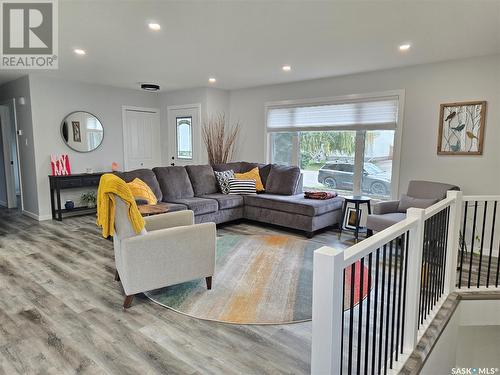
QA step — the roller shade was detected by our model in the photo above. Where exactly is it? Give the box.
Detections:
[267,97,399,132]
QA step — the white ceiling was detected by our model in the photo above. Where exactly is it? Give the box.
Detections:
[1,0,500,91]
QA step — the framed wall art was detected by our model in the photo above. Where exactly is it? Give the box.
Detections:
[344,207,362,231]
[437,101,486,155]
[72,121,82,143]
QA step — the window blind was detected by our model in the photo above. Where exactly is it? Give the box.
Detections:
[267,97,399,132]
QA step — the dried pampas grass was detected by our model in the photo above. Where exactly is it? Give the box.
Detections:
[202,113,240,165]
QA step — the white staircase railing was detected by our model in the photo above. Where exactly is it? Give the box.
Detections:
[310,191,496,375]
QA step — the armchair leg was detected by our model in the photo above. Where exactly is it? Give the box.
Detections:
[114,270,120,281]
[123,295,135,308]
[205,276,212,290]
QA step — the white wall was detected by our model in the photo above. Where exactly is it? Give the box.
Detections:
[159,87,230,164]
[229,54,500,195]
[0,76,38,216]
[29,76,160,219]
[422,299,500,374]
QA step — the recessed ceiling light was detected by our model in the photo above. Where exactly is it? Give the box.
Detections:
[208,77,216,83]
[148,23,161,31]
[74,48,86,55]
[282,65,292,72]
[399,43,411,51]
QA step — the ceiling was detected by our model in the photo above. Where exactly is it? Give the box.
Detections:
[1,0,499,91]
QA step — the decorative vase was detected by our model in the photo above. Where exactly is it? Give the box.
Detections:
[64,200,75,210]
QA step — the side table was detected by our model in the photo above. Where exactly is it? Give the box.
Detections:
[338,195,372,242]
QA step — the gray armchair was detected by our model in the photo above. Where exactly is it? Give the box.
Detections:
[366,180,460,235]
[112,197,216,308]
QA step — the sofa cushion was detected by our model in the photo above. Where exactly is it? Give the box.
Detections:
[407,180,459,199]
[160,202,188,213]
[239,162,260,173]
[185,165,219,196]
[214,169,235,194]
[212,162,243,173]
[397,194,438,213]
[243,194,343,217]
[228,179,257,195]
[114,169,162,202]
[258,164,273,187]
[167,197,218,215]
[235,167,264,192]
[153,166,194,201]
[366,212,406,233]
[265,165,301,195]
[201,193,244,210]
[127,178,157,205]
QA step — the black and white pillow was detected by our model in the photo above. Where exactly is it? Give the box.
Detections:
[228,179,257,195]
[214,170,235,194]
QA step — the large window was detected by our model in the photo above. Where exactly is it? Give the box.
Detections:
[267,93,402,198]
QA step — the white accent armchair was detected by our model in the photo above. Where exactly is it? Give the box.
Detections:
[112,197,216,308]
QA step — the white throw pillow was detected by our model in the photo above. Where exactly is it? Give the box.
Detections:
[228,178,257,195]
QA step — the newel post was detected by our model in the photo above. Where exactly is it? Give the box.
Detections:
[444,190,463,294]
[403,207,425,352]
[311,246,345,375]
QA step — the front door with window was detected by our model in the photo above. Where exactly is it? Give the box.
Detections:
[167,105,201,166]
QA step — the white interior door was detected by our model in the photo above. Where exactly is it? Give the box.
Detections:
[122,107,161,170]
[167,104,201,166]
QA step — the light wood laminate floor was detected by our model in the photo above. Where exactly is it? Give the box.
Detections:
[0,208,354,375]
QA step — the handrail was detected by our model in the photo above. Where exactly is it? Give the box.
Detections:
[311,190,464,375]
[342,216,418,268]
[423,195,455,219]
[463,195,500,202]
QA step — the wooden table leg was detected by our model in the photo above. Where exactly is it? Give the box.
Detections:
[50,188,56,220]
[338,200,347,239]
[56,188,62,221]
[354,202,361,242]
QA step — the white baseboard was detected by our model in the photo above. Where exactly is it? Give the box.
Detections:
[22,210,52,221]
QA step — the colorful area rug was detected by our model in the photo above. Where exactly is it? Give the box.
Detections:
[145,235,370,324]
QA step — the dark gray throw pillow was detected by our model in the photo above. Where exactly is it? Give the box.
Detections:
[397,194,439,213]
[265,165,301,195]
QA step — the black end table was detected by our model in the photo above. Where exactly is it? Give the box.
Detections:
[338,195,372,242]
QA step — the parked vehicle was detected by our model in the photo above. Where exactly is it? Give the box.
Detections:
[317,161,390,196]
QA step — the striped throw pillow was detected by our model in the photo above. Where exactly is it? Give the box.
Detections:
[228,179,257,195]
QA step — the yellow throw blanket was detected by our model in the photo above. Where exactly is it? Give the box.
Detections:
[96,173,145,238]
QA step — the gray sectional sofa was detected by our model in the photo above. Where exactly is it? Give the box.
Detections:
[116,161,344,237]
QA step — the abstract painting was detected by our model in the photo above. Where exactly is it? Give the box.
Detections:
[437,101,486,155]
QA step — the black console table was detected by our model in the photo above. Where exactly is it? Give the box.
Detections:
[49,173,104,221]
